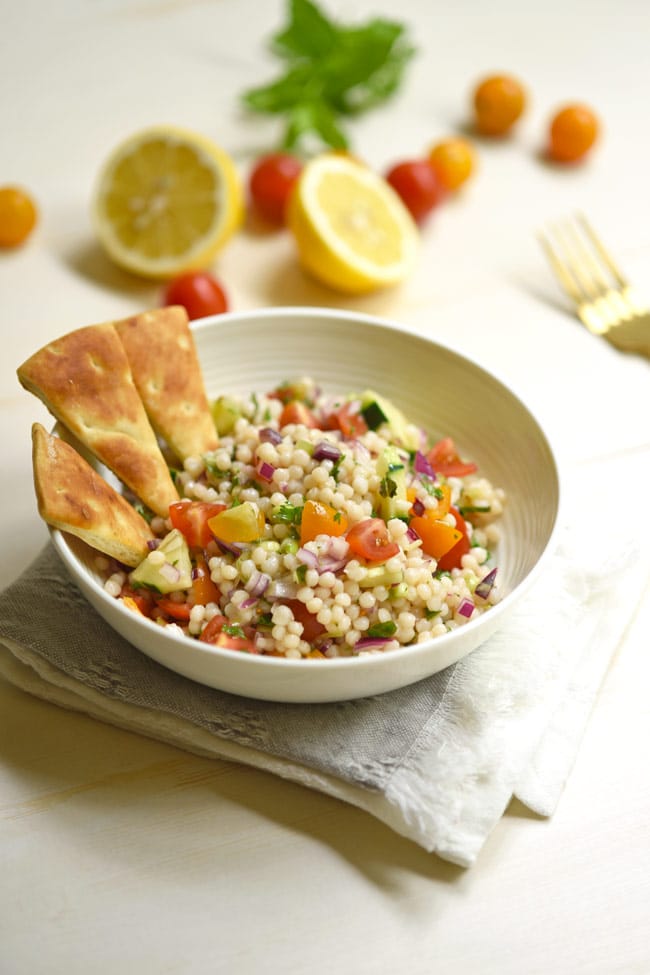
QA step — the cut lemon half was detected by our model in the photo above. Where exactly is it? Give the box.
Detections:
[286,154,419,294]
[92,125,244,279]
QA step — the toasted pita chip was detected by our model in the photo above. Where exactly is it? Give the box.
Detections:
[31,423,154,567]
[114,306,218,461]
[17,323,179,517]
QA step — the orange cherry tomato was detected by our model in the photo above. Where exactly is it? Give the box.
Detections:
[0,186,38,247]
[346,518,400,563]
[191,557,221,605]
[548,104,600,163]
[428,138,476,192]
[473,74,526,136]
[300,499,348,544]
[436,508,471,570]
[409,511,462,561]
[279,401,319,428]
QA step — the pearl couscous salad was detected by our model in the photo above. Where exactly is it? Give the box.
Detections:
[102,379,506,659]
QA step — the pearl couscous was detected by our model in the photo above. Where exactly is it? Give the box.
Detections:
[103,378,505,659]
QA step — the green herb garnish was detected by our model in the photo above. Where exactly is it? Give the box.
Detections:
[379,475,397,499]
[222,623,246,638]
[241,0,416,151]
[367,620,397,638]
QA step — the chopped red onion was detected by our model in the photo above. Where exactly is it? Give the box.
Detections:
[414,451,436,479]
[245,570,271,598]
[317,556,348,574]
[312,441,341,462]
[412,497,425,517]
[146,538,160,551]
[297,547,320,570]
[159,562,181,584]
[406,525,421,543]
[257,460,276,482]
[349,439,371,463]
[457,598,474,618]
[240,595,258,609]
[217,539,245,557]
[259,427,282,445]
[353,636,393,653]
[266,580,298,600]
[475,567,498,600]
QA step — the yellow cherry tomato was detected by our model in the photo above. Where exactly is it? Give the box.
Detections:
[428,138,476,191]
[0,186,38,247]
[473,74,526,136]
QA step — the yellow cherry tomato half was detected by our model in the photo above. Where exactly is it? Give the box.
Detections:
[0,186,38,247]
[548,104,600,162]
[473,74,526,136]
[428,138,476,192]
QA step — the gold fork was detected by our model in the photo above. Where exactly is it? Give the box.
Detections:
[538,214,650,359]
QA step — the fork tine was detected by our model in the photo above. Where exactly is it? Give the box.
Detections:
[576,213,629,290]
[537,230,586,307]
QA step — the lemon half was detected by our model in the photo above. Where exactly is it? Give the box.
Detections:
[287,154,419,294]
[92,125,244,279]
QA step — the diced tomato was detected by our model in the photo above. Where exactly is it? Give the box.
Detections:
[199,614,257,652]
[327,402,368,439]
[191,557,221,605]
[156,598,192,621]
[199,614,229,644]
[300,499,348,544]
[436,507,471,570]
[120,585,154,617]
[215,631,258,653]
[346,518,400,563]
[169,500,227,548]
[279,401,319,428]
[284,599,326,643]
[427,437,478,478]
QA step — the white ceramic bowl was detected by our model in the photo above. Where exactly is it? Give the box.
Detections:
[52,306,561,703]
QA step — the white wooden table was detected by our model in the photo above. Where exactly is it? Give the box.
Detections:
[2,1,649,971]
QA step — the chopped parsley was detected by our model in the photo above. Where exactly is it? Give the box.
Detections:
[222,623,245,638]
[379,475,398,499]
[367,620,397,638]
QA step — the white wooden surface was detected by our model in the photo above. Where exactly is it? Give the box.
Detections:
[1,1,649,972]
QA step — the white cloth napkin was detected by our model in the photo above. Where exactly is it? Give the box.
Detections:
[1,451,648,867]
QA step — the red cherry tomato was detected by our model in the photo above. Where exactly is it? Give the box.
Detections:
[279,401,319,428]
[427,437,478,478]
[385,160,442,223]
[284,599,326,643]
[346,518,400,563]
[164,272,228,321]
[249,153,303,224]
[169,500,227,548]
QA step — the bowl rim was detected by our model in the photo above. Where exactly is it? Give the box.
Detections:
[51,304,563,690]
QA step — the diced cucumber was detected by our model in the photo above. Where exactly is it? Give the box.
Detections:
[376,445,408,520]
[130,529,192,594]
[358,564,404,589]
[358,390,420,450]
[211,395,242,436]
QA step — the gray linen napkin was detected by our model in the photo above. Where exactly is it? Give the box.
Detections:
[1,452,648,866]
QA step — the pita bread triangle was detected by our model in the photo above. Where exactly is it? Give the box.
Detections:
[17,322,179,517]
[114,306,218,462]
[31,423,155,567]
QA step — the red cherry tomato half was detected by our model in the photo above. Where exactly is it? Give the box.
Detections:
[169,500,227,548]
[164,271,229,321]
[385,160,442,223]
[249,153,303,224]
[346,518,400,563]
[427,437,478,478]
